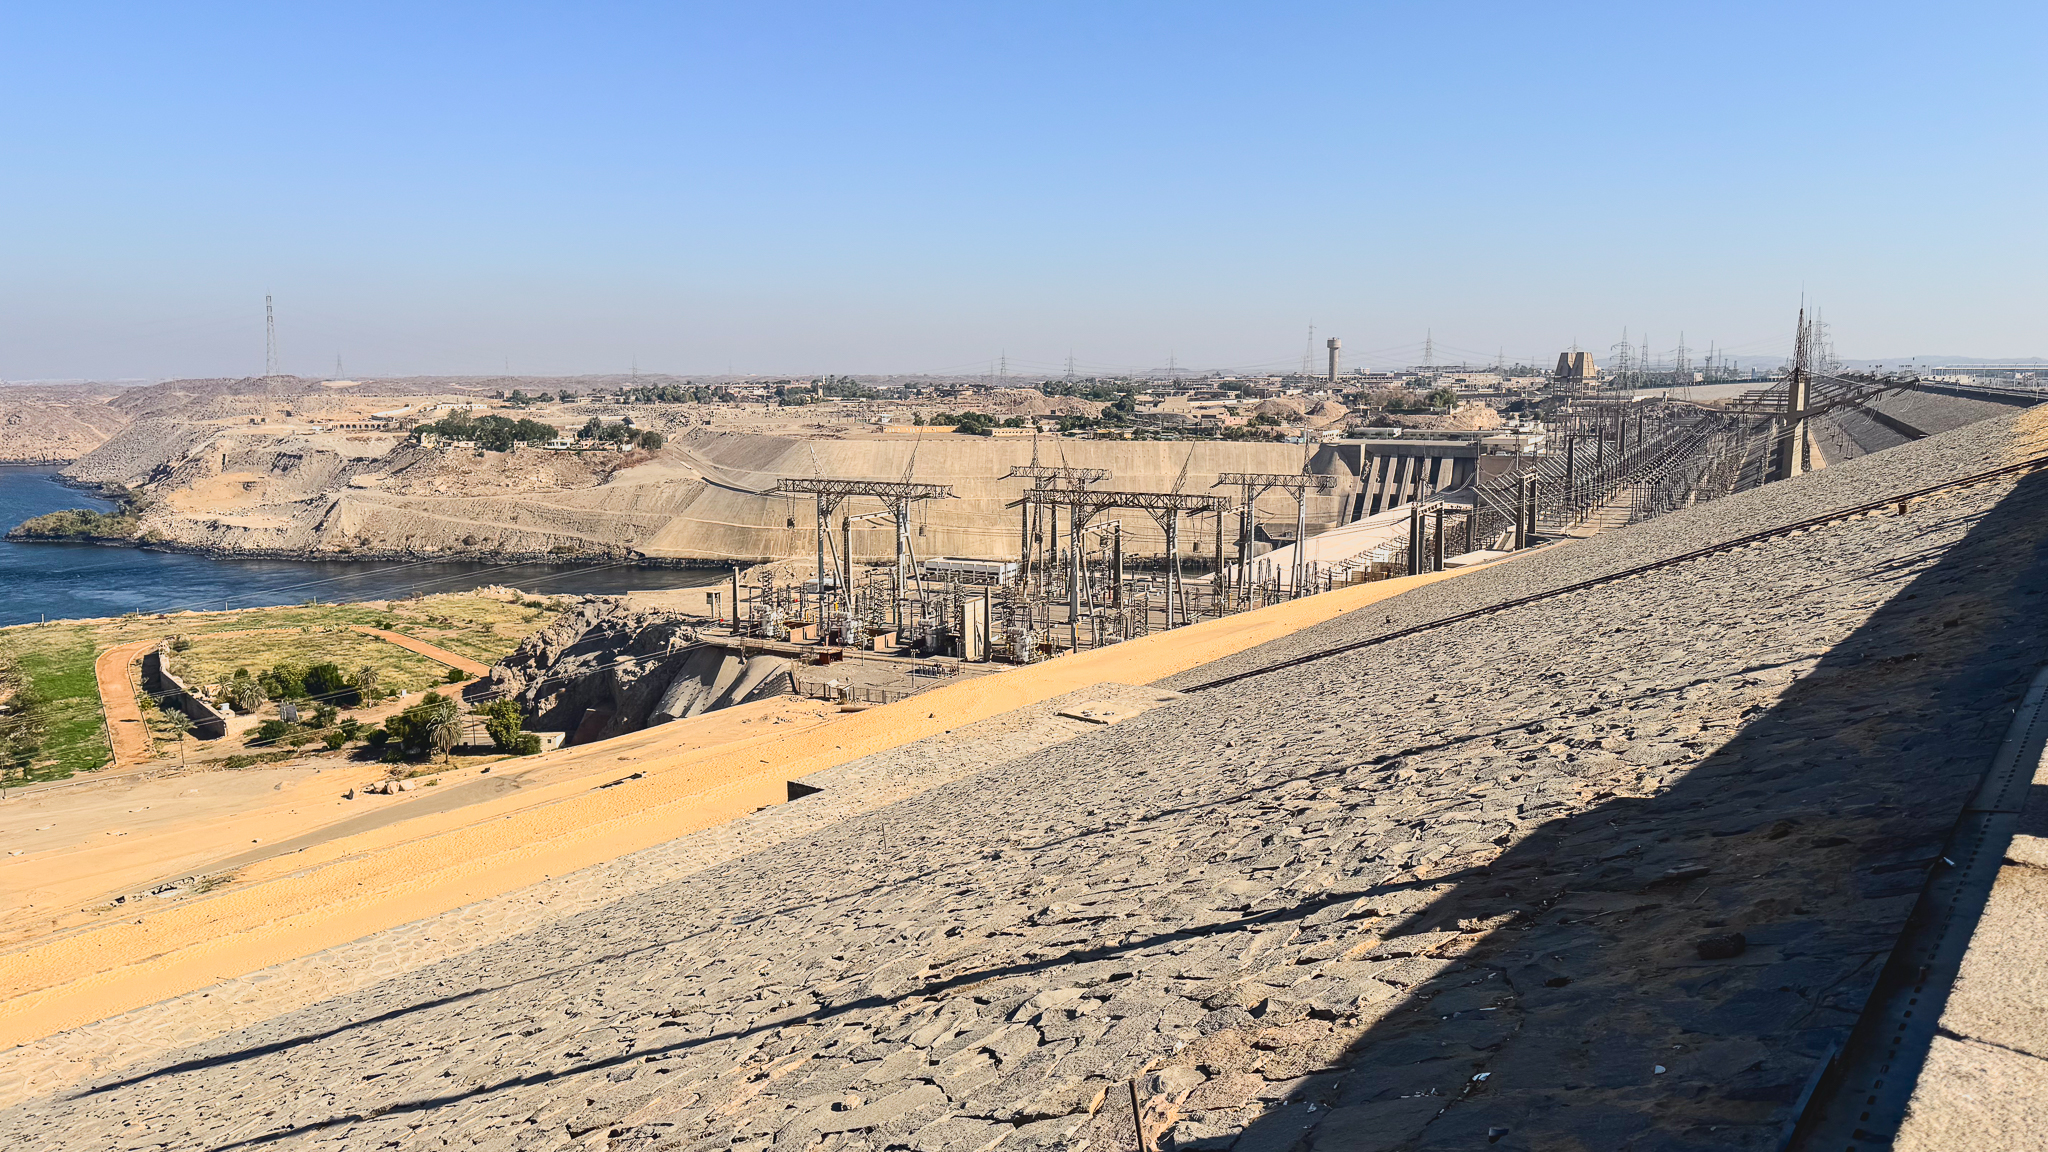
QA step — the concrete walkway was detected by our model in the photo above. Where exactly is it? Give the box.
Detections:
[1897,812,2048,1147]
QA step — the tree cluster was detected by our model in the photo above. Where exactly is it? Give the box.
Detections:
[577,417,664,450]
[1037,380,1127,402]
[384,691,462,760]
[620,384,735,404]
[919,412,1027,435]
[476,698,542,755]
[225,661,382,713]
[247,704,360,752]
[8,508,140,540]
[413,410,561,451]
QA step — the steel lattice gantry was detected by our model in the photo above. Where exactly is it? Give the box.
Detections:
[1003,465,1110,586]
[1212,472,1336,599]
[772,478,956,630]
[1008,487,1230,645]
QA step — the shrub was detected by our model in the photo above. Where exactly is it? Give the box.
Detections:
[322,731,346,750]
[476,698,532,753]
[254,719,290,744]
[304,662,354,703]
[258,662,309,700]
[386,692,459,758]
[338,716,362,741]
[311,702,339,729]
[8,508,140,540]
[223,754,256,769]
[444,666,468,684]
[364,727,389,747]
[227,672,266,714]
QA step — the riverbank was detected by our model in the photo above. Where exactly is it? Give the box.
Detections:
[4,530,762,570]
[0,465,731,628]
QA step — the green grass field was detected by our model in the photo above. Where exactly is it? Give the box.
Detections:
[0,592,562,786]
[373,595,567,665]
[171,629,451,697]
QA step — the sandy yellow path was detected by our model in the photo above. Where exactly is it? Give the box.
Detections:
[0,563,1475,1049]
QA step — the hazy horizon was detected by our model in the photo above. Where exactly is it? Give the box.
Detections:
[3,3,2042,380]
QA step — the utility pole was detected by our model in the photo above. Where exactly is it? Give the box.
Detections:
[265,295,277,378]
[1770,307,1813,481]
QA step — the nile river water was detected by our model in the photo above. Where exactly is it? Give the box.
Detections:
[0,467,725,627]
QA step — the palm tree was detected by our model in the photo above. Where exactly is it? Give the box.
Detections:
[354,665,381,701]
[168,711,194,769]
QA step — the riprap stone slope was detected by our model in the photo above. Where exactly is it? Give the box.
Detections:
[6,408,2048,1151]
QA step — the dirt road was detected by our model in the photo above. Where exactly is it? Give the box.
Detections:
[91,639,158,768]
[348,625,490,677]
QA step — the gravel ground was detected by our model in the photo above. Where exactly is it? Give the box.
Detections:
[3,407,2046,1152]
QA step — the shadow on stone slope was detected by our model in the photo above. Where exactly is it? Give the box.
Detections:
[1206,471,2048,1151]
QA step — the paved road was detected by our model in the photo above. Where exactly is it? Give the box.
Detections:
[6,406,2047,1151]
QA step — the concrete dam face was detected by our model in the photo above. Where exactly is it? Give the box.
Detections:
[635,432,1484,564]
[59,414,1496,568]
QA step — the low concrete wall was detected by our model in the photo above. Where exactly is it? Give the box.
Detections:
[141,647,229,741]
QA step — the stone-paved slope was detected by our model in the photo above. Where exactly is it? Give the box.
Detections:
[4,409,2048,1152]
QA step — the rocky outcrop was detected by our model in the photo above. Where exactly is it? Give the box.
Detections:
[61,418,225,485]
[0,385,132,463]
[490,601,696,742]
[490,600,793,742]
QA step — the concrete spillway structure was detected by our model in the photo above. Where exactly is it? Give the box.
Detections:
[647,649,791,724]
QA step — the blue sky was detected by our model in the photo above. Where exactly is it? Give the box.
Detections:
[1,2,2042,379]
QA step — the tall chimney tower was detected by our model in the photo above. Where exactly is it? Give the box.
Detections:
[1325,337,1341,383]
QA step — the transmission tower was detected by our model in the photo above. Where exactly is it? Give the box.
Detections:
[1423,330,1435,381]
[1674,332,1692,401]
[1065,351,1076,380]
[264,295,277,378]
[1300,323,1316,376]
[1609,328,1633,390]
